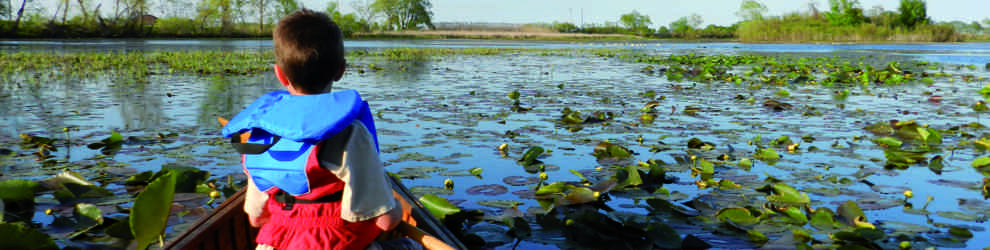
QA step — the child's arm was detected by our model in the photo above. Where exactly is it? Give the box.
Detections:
[373,199,403,231]
[244,173,271,227]
[320,122,397,223]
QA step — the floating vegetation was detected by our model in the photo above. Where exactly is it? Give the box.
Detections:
[3,46,990,249]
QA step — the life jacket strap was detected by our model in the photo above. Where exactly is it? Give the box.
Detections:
[231,133,281,155]
[273,191,343,211]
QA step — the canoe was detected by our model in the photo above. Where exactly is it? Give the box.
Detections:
[165,176,466,250]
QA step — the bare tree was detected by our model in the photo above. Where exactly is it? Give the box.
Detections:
[10,0,29,34]
[248,0,274,33]
[351,0,377,24]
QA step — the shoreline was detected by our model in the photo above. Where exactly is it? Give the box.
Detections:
[2,30,986,44]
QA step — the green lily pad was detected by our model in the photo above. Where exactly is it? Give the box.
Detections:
[747,230,769,244]
[780,206,808,225]
[972,156,990,174]
[929,155,945,175]
[936,211,984,222]
[439,167,483,177]
[505,216,532,240]
[716,207,760,229]
[73,203,104,228]
[646,222,682,249]
[157,164,210,193]
[874,137,903,148]
[0,179,42,205]
[519,146,545,166]
[878,220,930,235]
[949,226,973,238]
[131,172,176,250]
[41,170,114,202]
[534,181,569,196]
[125,171,155,185]
[754,148,780,163]
[645,198,701,217]
[737,158,753,169]
[409,186,454,196]
[419,193,461,221]
[476,200,522,209]
[837,200,866,226]
[563,187,598,205]
[613,165,643,189]
[0,223,59,250]
[809,207,842,231]
[765,184,810,205]
[592,142,633,159]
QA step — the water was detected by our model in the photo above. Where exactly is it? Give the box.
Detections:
[2,39,990,249]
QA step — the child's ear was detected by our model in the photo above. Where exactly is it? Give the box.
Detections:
[333,59,346,82]
[274,64,291,87]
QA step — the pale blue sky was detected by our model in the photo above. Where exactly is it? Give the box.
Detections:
[309,0,989,27]
[29,0,990,27]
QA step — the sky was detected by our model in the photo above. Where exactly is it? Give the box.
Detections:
[25,0,990,27]
[307,0,990,27]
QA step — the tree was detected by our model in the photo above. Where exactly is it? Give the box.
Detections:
[10,0,30,34]
[371,0,433,30]
[351,0,378,27]
[897,0,927,29]
[248,0,275,32]
[824,0,866,26]
[619,10,651,35]
[737,0,767,21]
[0,1,7,19]
[687,13,703,28]
[274,0,298,21]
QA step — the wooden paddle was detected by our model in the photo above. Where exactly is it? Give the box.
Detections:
[219,117,457,250]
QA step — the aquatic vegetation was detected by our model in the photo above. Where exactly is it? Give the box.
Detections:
[3,46,990,249]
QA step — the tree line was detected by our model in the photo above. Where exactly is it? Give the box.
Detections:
[540,0,985,42]
[0,0,435,38]
[0,0,985,41]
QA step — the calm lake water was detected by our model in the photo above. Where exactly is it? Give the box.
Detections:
[2,39,990,249]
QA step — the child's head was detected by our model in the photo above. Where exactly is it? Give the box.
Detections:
[273,9,345,94]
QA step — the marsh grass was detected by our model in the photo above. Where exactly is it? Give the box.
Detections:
[738,16,962,43]
[353,30,643,41]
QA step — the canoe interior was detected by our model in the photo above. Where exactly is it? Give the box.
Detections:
[165,177,465,250]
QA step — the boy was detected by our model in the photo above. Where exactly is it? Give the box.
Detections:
[221,9,403,250]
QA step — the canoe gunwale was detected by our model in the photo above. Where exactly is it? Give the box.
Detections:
[164,177,466,250]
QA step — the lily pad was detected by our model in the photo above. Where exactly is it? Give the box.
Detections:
[936,211,984,222]
[592,142,633,159]
[754,148,780,163]
[519,146,545,166]
[878,220,931,234]
[439,167,483,177]
[0,223,59,250]
[809,207,842,231]
[419,193,461,221]
[764,184,810,206]
[465,184,509,196]
[131,172,176,250]
[502,176,540,186]
[716,207,760,229]
[476,200,522,209]
[409,186,455,196]
[73,203,104,228]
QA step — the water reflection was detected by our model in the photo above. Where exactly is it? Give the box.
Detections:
[107,74,168,130]
[197,74,279,128]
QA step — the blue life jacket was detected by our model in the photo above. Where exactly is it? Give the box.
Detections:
[222,90,378,196]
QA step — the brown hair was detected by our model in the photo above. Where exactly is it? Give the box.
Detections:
[273,9,344,94]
